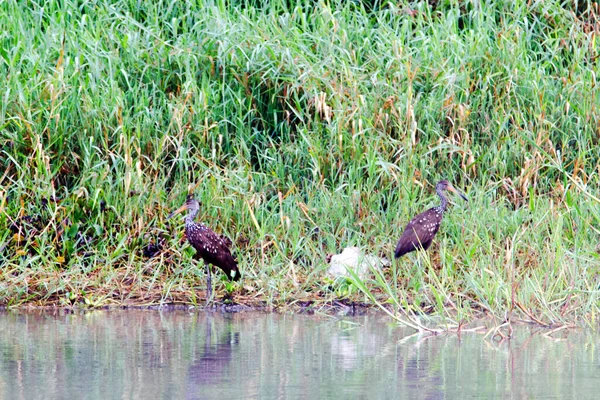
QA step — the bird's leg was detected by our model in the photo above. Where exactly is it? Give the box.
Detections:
[205,262,212,306]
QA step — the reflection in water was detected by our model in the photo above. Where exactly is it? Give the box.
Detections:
[0,310,598,399]
[186,315,238,397]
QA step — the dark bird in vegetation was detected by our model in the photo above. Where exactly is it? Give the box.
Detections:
[9,215,42,236]
[167,195,240,304]
[395,180,468,258]
[142,236,165,259]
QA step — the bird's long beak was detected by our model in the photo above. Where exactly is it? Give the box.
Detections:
[447,185,468,202]
[167,203,188,220]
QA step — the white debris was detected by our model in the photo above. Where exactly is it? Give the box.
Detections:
[327,247,391,280]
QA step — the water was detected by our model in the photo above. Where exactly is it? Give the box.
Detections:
[0,310,598,399]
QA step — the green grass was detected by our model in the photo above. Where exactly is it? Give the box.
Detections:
[1,0,600,328]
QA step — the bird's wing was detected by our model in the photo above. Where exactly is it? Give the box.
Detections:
[414,208,442,238]
[398,218,421,246]
[197,226,240,280]
[398,208,441,246]
[198,226,235,258]
[395,207,445,258]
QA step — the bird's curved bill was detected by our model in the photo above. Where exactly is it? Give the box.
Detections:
[447,185,468,202]
[167,204,188,220]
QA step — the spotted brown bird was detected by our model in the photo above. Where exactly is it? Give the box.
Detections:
[168,195,240,303]
[395,180,468,258]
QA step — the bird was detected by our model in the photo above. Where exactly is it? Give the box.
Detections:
[167,195,240,304]
[395,180,468,258]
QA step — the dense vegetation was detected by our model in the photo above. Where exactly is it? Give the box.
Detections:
[1,0,599,328]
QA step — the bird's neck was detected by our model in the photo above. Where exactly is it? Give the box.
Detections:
[436,188,448,212]
[184,210,199,226]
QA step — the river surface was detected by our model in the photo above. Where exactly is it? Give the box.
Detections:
[0,310,597,399]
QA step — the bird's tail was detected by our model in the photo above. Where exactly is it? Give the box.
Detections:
[223,256,241,281]
[394,242,406,259]
[394,248,402,259]
[229,265,241,281]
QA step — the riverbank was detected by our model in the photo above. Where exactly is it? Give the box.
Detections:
[1,0,599,328]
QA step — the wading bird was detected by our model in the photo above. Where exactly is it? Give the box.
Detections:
[168,195,240,303]
[395,180,468,258]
